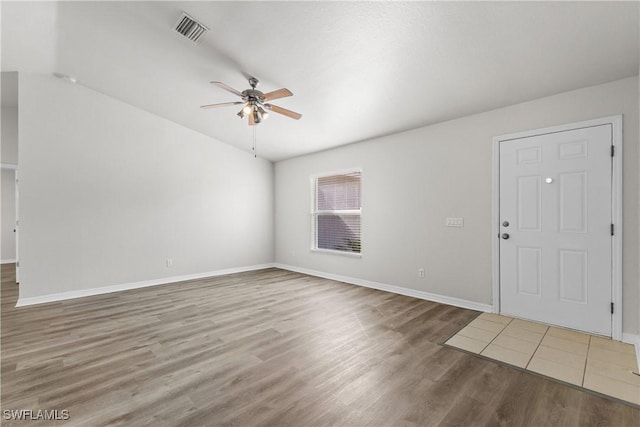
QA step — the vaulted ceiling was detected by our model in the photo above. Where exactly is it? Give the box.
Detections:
[2,1,638,161]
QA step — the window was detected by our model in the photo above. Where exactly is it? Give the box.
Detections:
[312,170,361,255]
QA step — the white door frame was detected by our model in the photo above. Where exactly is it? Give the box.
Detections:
[491,116,623,340]
[1,163,19,282]
[14,168,19,284]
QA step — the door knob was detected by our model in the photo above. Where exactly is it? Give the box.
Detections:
[502,221,510,227]
[501,233,510,239]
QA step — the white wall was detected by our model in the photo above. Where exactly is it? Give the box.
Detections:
[18,73,274,300]
[275,76,639,335]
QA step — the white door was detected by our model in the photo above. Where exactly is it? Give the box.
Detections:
[499,124,612,336]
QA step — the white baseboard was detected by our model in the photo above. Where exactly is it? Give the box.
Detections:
[622,333,640,372]
[1,259,16,264]
[16,261,634,368]
[15,263,276,307]
[274,263,493,313]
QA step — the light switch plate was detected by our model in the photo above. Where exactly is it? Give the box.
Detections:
[446,217,464,227]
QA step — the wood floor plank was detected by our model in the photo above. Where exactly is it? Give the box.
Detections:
[1,263,638,426]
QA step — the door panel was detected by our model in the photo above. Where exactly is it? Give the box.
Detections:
[517,247,541,295]
[499,125,612,336]
[559,172,587,232]
[559,250,587,303]
[517,176,541,231]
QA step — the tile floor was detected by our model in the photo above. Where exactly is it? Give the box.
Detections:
[445,312,640,405]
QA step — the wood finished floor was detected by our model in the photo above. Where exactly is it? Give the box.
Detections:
[1,264,638,426]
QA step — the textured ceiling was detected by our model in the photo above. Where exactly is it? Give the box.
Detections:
[2,1,638,161]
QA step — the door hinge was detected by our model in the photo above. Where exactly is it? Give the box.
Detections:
[611,145,615,157]
[16,261,19,268]
[611,302,614,314]
[611,224,614,236]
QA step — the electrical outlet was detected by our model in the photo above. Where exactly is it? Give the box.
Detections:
[418,268,425,278]
[166,259,173,268]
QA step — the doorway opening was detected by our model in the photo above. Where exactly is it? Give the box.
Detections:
[492,116,622,340]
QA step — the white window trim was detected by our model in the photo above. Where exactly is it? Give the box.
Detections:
[310,168,362,257]
[310,248,363,258]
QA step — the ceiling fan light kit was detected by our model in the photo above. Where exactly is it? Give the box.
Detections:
[201,77,302,126]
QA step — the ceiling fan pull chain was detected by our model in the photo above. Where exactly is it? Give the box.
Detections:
[252,126,257,158]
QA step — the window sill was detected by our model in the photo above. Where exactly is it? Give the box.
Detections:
[311,248,362,258]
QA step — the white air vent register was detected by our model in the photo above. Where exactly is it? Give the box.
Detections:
[173,12,209,43]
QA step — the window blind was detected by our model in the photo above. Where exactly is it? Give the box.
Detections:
[313,171,361,254]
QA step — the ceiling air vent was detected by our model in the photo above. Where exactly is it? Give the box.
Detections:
[173,12,209,43]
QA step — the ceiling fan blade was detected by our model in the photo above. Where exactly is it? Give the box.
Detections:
[200,101,243,109]
[263,88,293,101]
[265,104,302,120]
[248,112,257,126]
[211,81,244,98]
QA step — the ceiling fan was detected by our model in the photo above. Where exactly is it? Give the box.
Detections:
[201,77,302,125]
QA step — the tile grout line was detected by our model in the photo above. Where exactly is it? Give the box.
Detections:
[524,326,550,370]
[581,335,592,387]
[448,314,513,354]
[478,317,513,354]
[444,314,490,351]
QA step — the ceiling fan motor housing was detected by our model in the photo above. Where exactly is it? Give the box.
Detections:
[242,89,266,103]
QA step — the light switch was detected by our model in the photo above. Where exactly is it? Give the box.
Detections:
[446,217,464,227]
